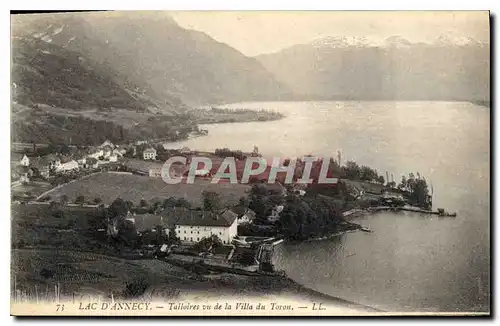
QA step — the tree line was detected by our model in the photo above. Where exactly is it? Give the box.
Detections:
[397,173,431,209]
[13,112,198,146]
[214,148,247,160]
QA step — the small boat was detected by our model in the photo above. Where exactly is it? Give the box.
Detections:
[360,227,373,233]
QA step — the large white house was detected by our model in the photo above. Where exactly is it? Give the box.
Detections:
[56,160,79,172]
[171,208,238,244]
[143,148,157,160]
[163,208,238,244]
[126,208,239,245]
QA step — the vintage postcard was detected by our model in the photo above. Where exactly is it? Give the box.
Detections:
[10,11,490,316]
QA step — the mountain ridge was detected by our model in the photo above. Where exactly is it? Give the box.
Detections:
[284,33,488,53]
[256,33,489,102]
[12,12,292,107]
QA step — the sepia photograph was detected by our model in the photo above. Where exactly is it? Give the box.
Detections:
[9,10,490,316]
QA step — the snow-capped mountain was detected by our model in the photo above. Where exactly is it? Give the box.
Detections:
[382,35,413,48]
[257,32,489,102]
[433,31,486,47]
[311,36,384,48]
[310,33,486,49]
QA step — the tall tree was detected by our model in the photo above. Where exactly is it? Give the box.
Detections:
[202,191,221,212]
[249,184,273,221]
[108,197,132,218]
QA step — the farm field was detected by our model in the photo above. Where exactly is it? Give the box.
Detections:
[122,158,164,172]
[11,181,53,198]
[44,172,250,207]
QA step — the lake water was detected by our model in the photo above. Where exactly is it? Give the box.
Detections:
[167,101,490,312]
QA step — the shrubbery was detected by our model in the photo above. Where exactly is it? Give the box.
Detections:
[123,278,149,297]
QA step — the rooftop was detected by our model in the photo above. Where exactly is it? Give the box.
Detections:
[133,208,238,229]
[100,140,115,148]
[168,207,238,227]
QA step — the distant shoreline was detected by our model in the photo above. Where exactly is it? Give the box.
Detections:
[189,106,284,125]
[213,98,490,105]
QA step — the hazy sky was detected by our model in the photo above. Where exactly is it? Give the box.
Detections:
[170,11,490,56]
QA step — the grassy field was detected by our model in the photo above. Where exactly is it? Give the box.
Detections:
[11,181,53,198]
[11,204,110,250]
[45,172,250,207]
[11,248,192,302]
[122,158,164,172]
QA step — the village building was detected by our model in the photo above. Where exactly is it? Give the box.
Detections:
[112,148,125,157]
[86,157,99,169]
[56,159,79,172]
[230,205,257,225]
[130,208,238,245]
[99,140,115,149]
[143,148,157,160]
[109,154,118,162]
[169,208,238,244]
[43,154,62,170]
[102,145,113,159]
[180,147,191,154]
[87,148,104,159]
[20,154,30,167]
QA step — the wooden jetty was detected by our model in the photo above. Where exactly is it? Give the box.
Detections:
[368,206,457,217]
[401,207,457,217]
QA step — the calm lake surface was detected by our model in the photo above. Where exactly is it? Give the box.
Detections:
[168,101,490,312]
